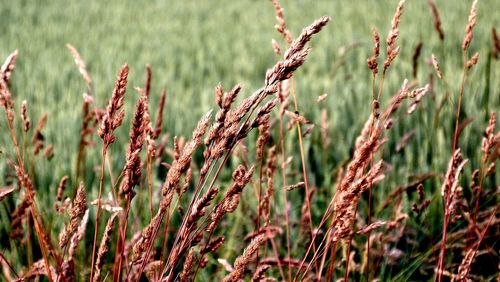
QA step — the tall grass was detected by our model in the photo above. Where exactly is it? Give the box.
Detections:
[1,0,499,281]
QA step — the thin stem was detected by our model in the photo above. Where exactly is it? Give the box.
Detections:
[365,72,378,282]
[325,241,338,281]
[452,52,468,152]
[0,251,19,279]
[255,158,264,270]
[90,143,108,282]
[289,78,318,274]
[148,156,154,217]
[114,196,132,282]
[278,93,292,281]
[437,51,468,282]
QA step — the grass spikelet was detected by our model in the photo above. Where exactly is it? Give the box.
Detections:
[17,259,56,282]
[10,193,31,239]
[66,44,93,91]
[222,234,267,282]
[186,186,218,228]
[59,182,87,248]
[432,53,443,79]
[61,209,89,280]
[76,93,96,181]
[466,52,480,69]
[208,165,255,232]
[120,94,148,197]
[384,0,405,71]
[252,265,270,281]
[21,100,30,132]
[462,0,478,51]
[270,0,293,44]
[201,236,225,255]
[436,149,468,282]
[162,109,212,196]
[31,113,48,155]
[93,212,118,282]
[1,49,18,86]
[153,90,167,139]
[179,249,196,282]
[284,16,330,61]
[131,211,164,264]
[97,64,129,145]
[56,176,69,202]
[367,27,380,75]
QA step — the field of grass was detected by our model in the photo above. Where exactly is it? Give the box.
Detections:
[0,0,499,281]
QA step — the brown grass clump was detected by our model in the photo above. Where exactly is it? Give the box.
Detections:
[59,183,87,248]
[93,212,118,282]
[222,234,268,282]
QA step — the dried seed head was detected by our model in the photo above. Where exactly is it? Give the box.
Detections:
[441,149,468,200]
[56,176,69,202]
[120,94,148,198]
[408,84,430,114]
[271,39,281,55]
[21,100,30,132]
[367,27,380,74]
[252,265,270,281]
[162,110,212,196]
[428,0,445,41]
[384,0,406,71]
[1,49,18,86]
[145,64,152,97]
[285,16,330,60]
[59,182,87,248]
[201,236,225,255]
[93,213,118,282]
[153,90,167,139]
[179,249,196,282]
[431,54,443,80]
[466,52,480,69]
[62,209,89,280]
[132,211,164,264]
[66,44,93,91]
[98,64,129,145]
[32,113,48,155]
[462,0,479,51]
[356,220,386,235]
[10,192,32,239]
[270,0,292,44]
[215,83,224,108]
[256,115,270,160]
[285,181,305,191]
[222,234,267,282]
[186,186,218,228]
